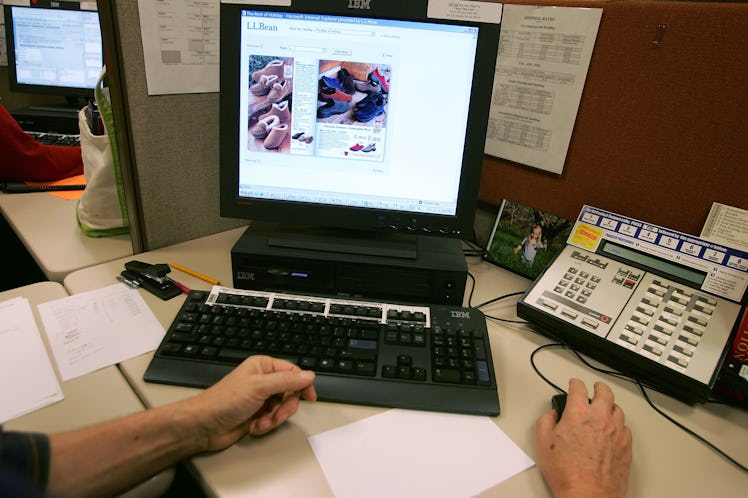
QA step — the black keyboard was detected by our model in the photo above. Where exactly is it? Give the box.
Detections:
[26,131,81,147]
[144,287,501,416]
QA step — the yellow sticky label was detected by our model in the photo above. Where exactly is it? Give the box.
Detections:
[570,222,603,251]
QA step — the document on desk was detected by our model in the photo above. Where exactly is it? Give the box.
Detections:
[38,284,165,381]
[485,5,602,174]
[0,297,63,423]
[308,409,534,498]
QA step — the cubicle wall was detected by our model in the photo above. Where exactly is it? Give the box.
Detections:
[98,0,245,253]
[101,0,747,252]
[479,0,748,235]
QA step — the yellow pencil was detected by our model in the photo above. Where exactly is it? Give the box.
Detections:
[169,262,221,285]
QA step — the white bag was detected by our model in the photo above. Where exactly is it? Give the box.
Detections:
[76,66,129,237]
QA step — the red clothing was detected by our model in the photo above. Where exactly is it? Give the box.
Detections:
[0,104,84,181]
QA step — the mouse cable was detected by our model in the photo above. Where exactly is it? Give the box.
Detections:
[565,346,748,473]
[529,343,567,394]
[635,380,748,473]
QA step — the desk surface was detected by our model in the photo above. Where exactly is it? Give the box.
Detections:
[1,281,144,433]
[0,192,132,282]
[63,227,748,497]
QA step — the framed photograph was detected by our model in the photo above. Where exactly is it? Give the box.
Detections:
[484,199,573,280]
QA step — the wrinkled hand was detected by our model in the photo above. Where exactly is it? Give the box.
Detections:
[536,378,632,498]
[187,355,317,452]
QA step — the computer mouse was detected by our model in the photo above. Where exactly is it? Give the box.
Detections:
[551,393,567,417]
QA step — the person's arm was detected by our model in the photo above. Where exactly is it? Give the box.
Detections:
[46,355,316,498]
[0,104,84,182]
[535,378,633,498]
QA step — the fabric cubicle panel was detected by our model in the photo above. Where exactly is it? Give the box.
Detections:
[99,1,245,252]
[479,0,748,236]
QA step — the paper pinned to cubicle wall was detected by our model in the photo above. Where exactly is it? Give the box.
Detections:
[0,297,63,423]
[137,0,291,95]
[484,5,602,174]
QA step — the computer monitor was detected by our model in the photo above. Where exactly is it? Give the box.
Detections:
[3,2,103,106]
[219,0,501,258]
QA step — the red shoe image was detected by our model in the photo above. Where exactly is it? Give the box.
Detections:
[369,68,389,93]
[350,143,364,151]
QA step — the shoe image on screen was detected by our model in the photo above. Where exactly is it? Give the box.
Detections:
[246,56,294,153]
[314,61,390,161]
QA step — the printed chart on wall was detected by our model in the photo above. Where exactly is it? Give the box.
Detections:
[137,0,220,95]
[137,0,291,95]
[484,5,601,174]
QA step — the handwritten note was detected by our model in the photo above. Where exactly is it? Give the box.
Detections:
[38,284,165,381]
[0,297,63,423]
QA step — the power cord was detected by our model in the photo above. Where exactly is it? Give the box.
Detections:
[465,271,529,323]
[529,342,748,473]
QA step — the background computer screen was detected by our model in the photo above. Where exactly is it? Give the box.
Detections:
[220,0,500,242]
[3,3,102,103]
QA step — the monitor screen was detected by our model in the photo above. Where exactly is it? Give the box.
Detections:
[219,0,501,248]
[3,3,102,101]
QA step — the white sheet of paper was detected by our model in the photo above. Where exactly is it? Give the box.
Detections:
[308,409,534,498]
[137,0,290,95]
[0,297,63,423]
[700,202,748,252]
[38,283,165,381]
[485,5,602,174]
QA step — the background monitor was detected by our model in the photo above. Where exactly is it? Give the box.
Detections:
[219,0,501,256]
[3,2,103,106]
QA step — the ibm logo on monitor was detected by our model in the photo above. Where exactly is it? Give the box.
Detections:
[348,0,372,9]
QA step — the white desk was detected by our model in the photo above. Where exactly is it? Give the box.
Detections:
[2,281,145,432]
[63,228,748,498]
[1,281,174,498]
[0,192,132,282]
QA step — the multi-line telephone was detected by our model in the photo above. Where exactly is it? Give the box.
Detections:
[518,207,746,403]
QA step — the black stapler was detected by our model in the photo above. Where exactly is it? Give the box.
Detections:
[120,260,183,300]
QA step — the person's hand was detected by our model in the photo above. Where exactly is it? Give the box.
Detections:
[184,355,317,452]
[535,378,633,498]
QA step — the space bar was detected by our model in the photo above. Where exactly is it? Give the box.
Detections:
[216,348,297,364]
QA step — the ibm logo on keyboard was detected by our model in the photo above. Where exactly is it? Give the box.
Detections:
[348,0,371,9]
[236,271,256,281]
[450,310,471,319]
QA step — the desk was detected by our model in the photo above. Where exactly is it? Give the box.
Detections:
[63,228,748,497]
[2,281,145,432]
[0,192,132,282]
[1,281,174,498]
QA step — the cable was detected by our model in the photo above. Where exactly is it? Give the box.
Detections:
[474,290,525,309]
[529,342,748,472]
[484,314,529,325]
[529,343,567,393]
[636,381,748,472]
[466,272,477,308]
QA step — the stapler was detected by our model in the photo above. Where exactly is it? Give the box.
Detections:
[120,260,183,300]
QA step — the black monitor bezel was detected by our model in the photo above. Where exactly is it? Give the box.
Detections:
[3,2,101,100]
[219,0,501,239]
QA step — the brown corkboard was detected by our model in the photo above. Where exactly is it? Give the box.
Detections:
[479,1,748,236]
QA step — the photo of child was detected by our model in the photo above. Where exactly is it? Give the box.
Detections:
[514,225,548,266]
[485,199,572,280]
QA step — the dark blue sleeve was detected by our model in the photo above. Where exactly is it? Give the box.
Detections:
[0,429,50,497]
